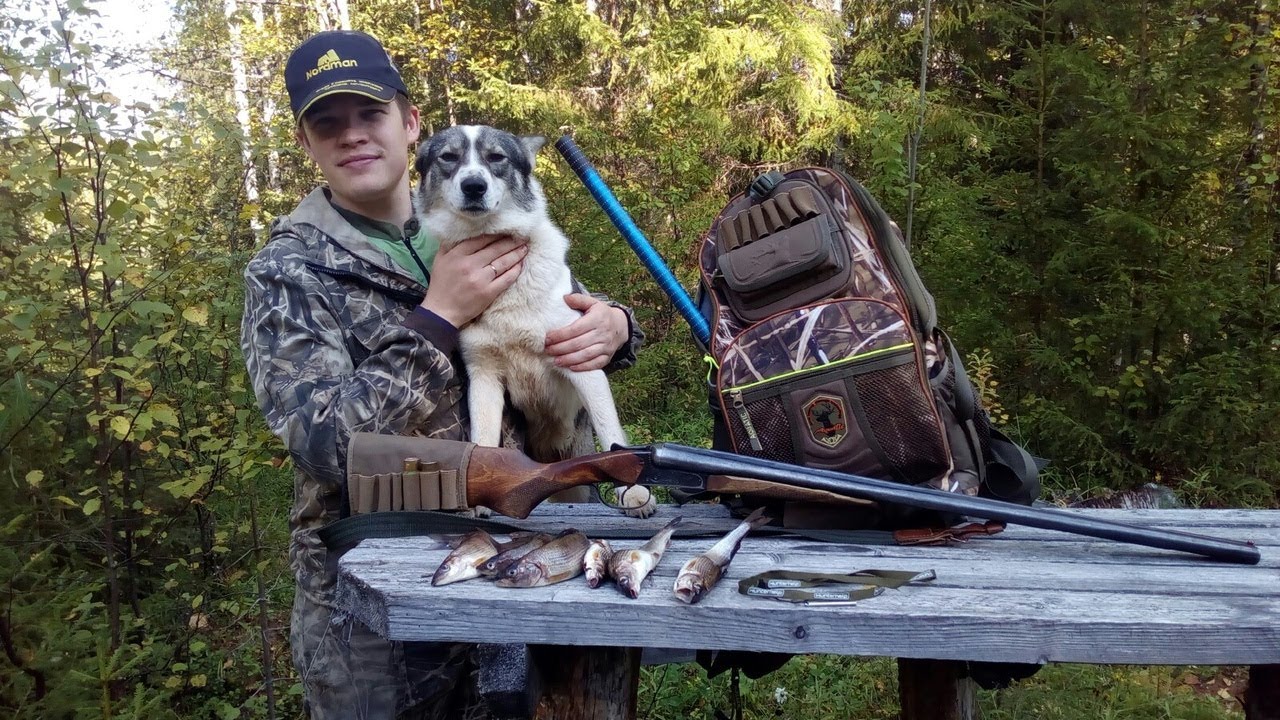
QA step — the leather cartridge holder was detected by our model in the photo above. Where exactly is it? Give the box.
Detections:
[346,433,475,514]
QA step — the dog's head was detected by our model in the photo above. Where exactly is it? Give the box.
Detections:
[414,125,545,239]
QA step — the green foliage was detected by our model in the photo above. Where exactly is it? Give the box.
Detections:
[1,0,1277,717]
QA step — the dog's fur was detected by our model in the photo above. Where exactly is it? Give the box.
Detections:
[413,125,630,466]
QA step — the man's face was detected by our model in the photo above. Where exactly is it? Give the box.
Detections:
[296,94,421,214]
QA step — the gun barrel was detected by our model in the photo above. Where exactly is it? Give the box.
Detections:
[554,135,711,346]
[650,443,1261,565]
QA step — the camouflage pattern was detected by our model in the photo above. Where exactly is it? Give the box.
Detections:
[699,169,982,497]
[701,168,906,360]
[242,187,642,719]
[717,300,913,389]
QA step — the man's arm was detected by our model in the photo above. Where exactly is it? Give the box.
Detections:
[240,244,460,493]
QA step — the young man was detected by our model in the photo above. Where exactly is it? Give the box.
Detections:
[240,30,643,719]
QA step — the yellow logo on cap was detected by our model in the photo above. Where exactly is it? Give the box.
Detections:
[305,49,358,80]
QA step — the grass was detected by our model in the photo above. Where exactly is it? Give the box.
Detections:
[636,658,1245,719]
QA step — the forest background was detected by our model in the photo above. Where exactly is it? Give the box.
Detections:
[2,0,1277,718]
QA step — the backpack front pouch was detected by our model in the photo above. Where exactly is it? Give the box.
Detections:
[716,212,852,323]
[716,298,952,486]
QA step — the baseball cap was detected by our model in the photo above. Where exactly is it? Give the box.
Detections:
[285,30,409,121]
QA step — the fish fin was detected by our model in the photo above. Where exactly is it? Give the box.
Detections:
[743,506,771,529]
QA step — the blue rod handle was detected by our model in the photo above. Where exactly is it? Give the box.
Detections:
[554,135,711,346]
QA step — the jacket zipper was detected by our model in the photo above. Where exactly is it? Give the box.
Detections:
[402,217,432,285]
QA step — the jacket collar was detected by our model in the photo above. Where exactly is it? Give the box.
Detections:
[289,187,419,284]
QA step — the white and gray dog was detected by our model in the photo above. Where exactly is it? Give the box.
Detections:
[414,125,653,516]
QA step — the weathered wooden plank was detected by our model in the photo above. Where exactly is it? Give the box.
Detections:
[335,509,1280,667]
[359,589,1280,665]
[898,659,974,720]
[341,536,1278,600]
[496,505,1280,548]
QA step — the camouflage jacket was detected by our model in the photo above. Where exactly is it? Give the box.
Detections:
[241,187,643,606]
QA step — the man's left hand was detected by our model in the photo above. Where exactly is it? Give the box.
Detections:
[545,293,629,372]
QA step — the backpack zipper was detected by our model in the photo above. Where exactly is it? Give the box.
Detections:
[728,389,764,452]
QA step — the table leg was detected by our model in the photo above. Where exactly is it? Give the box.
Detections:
[897,658,975,720]
[1244,664,1279,720]
[534,645,641,720]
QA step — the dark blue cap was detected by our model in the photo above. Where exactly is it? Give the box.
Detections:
[285,30,409,121]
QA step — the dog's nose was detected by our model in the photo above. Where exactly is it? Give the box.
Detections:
[461,177,487,199]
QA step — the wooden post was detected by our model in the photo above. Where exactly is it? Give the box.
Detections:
[898,658,975,720]
[1244,665,1279,720]
[534,646,641,720]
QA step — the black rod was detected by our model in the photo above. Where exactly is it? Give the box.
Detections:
[650,443,1261,565]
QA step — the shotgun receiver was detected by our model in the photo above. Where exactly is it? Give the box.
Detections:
[462,442,1260,565]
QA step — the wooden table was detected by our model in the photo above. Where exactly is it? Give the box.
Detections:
[335,504,1280,720]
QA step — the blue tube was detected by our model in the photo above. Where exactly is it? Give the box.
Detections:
[554,136,711,346]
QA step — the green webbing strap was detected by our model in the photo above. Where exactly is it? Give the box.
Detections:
[317,509,915,556]
[738,568,936,605]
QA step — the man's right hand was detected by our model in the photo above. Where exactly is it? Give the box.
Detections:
[422,234,528,328]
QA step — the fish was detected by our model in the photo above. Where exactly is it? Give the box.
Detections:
[477,532,556,577]
[608,517,682,599]
[672,508,770,604]
[495,530,591,588]
[430,529,500,586]
[582,539,615,589]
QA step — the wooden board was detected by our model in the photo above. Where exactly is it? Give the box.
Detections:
[336,507,1280,666]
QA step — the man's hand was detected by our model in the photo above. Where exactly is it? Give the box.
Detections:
[422,235,528,328]
[545,293,629,372]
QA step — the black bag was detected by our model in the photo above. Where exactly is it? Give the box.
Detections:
[695,168,1040,527]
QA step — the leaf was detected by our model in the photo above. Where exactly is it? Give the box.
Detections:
[82,497,101,516]
[148,404,180,426]
[25,470,44,487]
[109,415,131,439]
[182,305,209,326]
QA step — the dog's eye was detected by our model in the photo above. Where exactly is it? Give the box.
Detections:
[487,153,507,163]
[439,152,459,163]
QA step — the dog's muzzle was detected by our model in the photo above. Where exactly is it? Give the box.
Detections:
[460,176,488,212]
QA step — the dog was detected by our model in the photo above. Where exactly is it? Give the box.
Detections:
[414,125,654,517]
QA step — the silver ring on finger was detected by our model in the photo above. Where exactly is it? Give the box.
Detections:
[487,264,498,279]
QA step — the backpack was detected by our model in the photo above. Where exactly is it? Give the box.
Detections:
[694,168,1040,526]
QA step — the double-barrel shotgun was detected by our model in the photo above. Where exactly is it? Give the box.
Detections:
[463,442,1261,565]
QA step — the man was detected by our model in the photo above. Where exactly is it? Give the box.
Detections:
[240,30,643,719]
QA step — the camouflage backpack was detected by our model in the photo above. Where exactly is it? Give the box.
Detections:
[696,168,1040,525]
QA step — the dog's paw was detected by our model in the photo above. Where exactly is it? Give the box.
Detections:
[614,486,656,519]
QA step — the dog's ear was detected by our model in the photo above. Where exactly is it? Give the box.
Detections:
[519,135,546,164]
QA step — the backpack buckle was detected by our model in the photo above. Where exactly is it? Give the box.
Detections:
[747,171,785,201]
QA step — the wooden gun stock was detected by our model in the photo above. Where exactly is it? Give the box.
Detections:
[465,446,869,519]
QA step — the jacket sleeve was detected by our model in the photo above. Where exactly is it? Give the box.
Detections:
[240,241,461,495]
[570,277,645,373]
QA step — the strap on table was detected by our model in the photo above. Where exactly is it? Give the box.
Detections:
[738,568,937,604]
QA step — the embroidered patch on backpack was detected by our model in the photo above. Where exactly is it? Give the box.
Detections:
[804,394,848,448]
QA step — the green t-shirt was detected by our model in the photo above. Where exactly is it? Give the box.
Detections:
[332,202,438,287]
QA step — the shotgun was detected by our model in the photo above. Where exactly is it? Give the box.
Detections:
[464,442,1261,565]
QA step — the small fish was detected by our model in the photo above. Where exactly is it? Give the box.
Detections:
[673,508,769,604]
[431,529,499,586]
[609,517,682,599]
[583,539,615,589]
[495,531,591,588]
[478,533,555,577]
